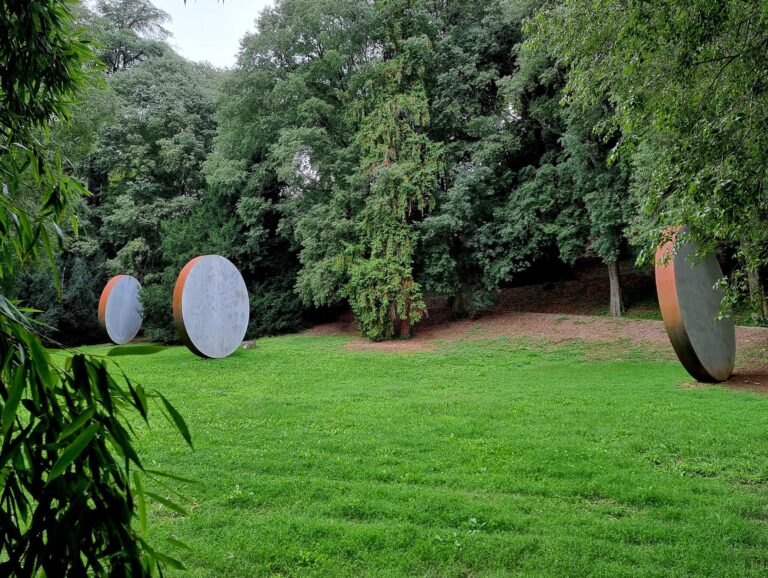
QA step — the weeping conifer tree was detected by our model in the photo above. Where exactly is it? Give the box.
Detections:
[345,0,443,340]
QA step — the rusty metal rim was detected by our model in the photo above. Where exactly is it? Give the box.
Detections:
[98,275,125,341]
[173,256,207,358]
[654,230,723,383]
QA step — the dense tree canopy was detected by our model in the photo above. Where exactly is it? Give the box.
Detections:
[528,0,768,312]
[13,0,768,346]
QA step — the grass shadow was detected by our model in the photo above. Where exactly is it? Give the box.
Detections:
[106,344,167,357]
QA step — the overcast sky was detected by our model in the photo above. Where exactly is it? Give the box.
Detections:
[152,0,273,68]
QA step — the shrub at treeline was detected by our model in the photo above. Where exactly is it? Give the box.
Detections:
[14,0,768,343]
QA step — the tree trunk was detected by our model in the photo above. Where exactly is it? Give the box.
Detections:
[450,288,466,319]
[389,302,399,339]
[399,318,412,338]
[607,260,625,317]
[747,268,768,324]
[395,293,413,339]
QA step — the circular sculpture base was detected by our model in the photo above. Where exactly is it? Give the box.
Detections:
[173,255,249,359]
[99,275,142,345]
[655,231,735,382]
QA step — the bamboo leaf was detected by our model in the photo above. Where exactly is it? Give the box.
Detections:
[134,471,147,537]
[144,491,188,516]
[144,469,197,485]
[157,392,193,448]
[139,539,187,571]
[2,368,25,434]
[48,423,100,481]
[57,407,96,442]
[150,550,187,571]
[166,537,192,552]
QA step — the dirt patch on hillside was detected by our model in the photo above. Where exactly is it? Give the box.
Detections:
[491,262,658,316]
[302,262,768,390]
[306,310,767,362]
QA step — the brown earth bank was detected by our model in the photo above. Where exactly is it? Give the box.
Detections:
[303,262,768,392]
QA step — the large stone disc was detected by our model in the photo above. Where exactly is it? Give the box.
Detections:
[98,275,143,345]
[655,231,735,382]
[173,255,249,359]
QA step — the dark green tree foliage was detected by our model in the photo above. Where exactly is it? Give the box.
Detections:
[343,0,443,340]
[14,248,105,343]
[208,0,378,336]
[90,53,217,275]
[529,0,768,311]
[418,0,534,316]
[0,1,190,574]
[418,0,634,317]
[11,200,109,344]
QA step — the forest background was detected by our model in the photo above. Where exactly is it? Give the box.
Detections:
[15,0,768,344]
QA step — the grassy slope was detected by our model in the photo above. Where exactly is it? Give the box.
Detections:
[89,336,768,577]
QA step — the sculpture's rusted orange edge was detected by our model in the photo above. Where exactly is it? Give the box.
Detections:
[173,256,206,358]
[654,229,717,382]
[98,275,124,337]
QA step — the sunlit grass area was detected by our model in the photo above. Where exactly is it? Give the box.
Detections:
[83,336,768,577]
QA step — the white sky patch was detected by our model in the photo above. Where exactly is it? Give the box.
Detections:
[282,148,320,199]
[151,0,272,68]
[497,102,522,131]
[294,148,320,186]
[506,103,522,122]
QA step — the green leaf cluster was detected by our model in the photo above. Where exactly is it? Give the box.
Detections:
[528,0,768,307]
[0,1,192,574]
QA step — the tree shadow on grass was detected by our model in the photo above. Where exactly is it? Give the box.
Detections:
[106,344,167,357]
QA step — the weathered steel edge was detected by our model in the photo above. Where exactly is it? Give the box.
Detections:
[655,232,721,383]
[173,256,208,358]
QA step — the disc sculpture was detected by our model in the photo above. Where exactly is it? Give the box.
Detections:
[655,229,735,382]
[98,275,143,345]
[173,255,249,359]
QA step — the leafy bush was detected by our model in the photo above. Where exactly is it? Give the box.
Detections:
[248,281,306,338]
[15,253,106,345]
[140,269,178,343]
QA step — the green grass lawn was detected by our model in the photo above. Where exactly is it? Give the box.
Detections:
[85,335,768,577]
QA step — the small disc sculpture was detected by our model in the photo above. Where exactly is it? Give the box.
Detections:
[98,275,143,345]
[655,229,735,382]
[173,255,249,359]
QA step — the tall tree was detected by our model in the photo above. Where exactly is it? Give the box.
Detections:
[341,0,443,340]
[209,0,379,337]
[528,0,768,312]
[92,0,170,73]
[417,0,528,317]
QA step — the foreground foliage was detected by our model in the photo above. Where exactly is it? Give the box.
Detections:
[98,335,768,576]
[0,1,190,574]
